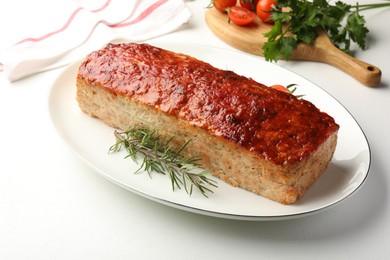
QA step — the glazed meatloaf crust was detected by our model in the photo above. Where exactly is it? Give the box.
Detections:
[76,43,339,204]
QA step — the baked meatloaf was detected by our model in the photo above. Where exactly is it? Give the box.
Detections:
[76,43,339,204]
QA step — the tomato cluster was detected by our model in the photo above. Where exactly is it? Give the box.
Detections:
[213,0,278,26]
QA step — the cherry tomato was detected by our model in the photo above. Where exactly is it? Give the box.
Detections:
[239,0,259,11]
[228,6,257,26]
[213,0,237,13]
[270,84,290,93]
[256,0,277,23]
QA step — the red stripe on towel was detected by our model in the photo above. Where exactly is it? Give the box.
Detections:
[111,0,168,28]
[15,0,112,45]
[91,0,111,12]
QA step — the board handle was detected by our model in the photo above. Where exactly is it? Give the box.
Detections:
[293,31,382,87]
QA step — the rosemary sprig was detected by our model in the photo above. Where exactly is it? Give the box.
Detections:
[109,126,218,197]
[286,83,305,98]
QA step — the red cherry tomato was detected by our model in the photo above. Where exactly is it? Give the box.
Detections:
[213,0,237,13]
[239,0,259,11]
[270,84,290,93]
[256,0,277,23]
[228,6,257,26]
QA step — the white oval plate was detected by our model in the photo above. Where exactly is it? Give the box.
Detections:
[48,42,370,221]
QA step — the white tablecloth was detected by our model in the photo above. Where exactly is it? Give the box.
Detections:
[1,1,389,259]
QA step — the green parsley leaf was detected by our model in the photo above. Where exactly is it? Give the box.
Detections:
[263,0,390,62]
[345,11,369,49]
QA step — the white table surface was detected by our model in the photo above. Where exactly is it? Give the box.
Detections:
[1,0,389,259]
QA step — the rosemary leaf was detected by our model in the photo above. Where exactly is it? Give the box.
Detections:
[109,126,218,197]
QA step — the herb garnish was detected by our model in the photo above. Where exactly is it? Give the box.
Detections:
[286,83,305,98]
[263,0,390,62]
[109,126,217,197]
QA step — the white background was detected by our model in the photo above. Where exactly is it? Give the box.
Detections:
[1,0,389,259]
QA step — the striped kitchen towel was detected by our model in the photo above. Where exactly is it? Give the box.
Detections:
[0,0,191,81]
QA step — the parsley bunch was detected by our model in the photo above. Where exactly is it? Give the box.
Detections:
[263,0,390,62]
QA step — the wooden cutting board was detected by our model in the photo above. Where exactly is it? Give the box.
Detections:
[205,7,381,87]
